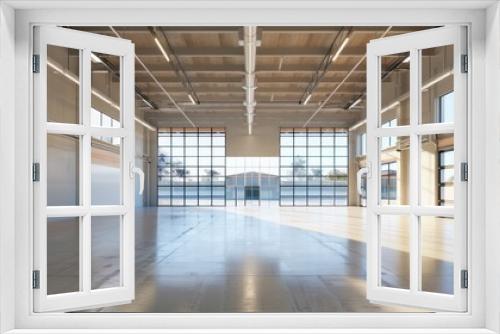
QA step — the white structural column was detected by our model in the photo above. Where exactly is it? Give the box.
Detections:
[243,26,257,135]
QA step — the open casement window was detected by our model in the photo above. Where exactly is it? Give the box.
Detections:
[33,26,138,312]
[365,26,467,311]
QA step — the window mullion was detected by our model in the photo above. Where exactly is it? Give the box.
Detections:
[81,48,92,293]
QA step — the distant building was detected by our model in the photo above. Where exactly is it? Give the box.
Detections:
[226,171,279,203]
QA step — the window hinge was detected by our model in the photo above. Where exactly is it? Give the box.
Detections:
[461,162,468,182]
[461,269,468,289]
[461,54,468,73]
[32,270,40,289]
[32,163,40,182]
[32,54,40,73]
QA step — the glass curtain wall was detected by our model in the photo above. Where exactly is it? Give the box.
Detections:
[279,128,348,206]
[157,128,226,206]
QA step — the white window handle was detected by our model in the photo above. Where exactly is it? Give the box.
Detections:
[129,162,145,195]
[357,167,368,197]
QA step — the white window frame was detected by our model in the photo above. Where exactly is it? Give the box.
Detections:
[0,2,497,333]
[32,26,136,312]
[365,26,467,312]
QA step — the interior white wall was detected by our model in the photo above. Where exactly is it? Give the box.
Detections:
[0,3,16,333]
[484,2,500,332]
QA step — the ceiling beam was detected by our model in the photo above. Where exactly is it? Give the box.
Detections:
[134,77,367,84]
[149,26,200,104]
[126,63,367,73]
[142,103,359,113]
[137,87,365,94]
[303,26,393,126]
[109,26,196,127]
[90,53,158,110]
[129,46,371,58]
[300,27,352,105]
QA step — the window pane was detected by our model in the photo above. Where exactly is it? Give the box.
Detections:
[199,147,211,156]
[321,190,334,206]
[91,216,121,290]
[91,52,121,128]
[158,187,171,205]
[172,133,184,146]
[280,147,293,156]
[380,52,410,126]
[47,134,80,206]
[47,217,80,295]
[185,146,197,157]
[91,136,121,205]
[420,216,454,294]
[281,135,293,146]
[380,215,410,289]
[185,157,198,166]
[294,134,307,146]
[420,45,454,124]
[212,135,225,146]
[185,187,198,206]
[380,136,410,205]
[47,45,80,124]
[158,134,170,146]
[420,134,454,206]
[185,134,198,146]
[213,147,225,156]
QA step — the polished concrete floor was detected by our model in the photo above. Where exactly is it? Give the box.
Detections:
[75,206,453,313]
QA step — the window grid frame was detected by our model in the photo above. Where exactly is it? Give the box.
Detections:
[279,127,349,207]
[157,128,226,207]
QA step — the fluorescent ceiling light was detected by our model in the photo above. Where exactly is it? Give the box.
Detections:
[331,37,350,63]
[349,97,362,109]
[135,117,156,131]
[91,53,102,63]
[303,93,312,105]
[421,70,453,90]
[349,119,366,132]
[154,37,170,63]
[142,98,154,109]
[188,94,196,105]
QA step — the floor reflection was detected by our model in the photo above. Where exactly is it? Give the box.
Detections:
[57,206,453,312]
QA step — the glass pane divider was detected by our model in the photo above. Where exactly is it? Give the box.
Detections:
[409,48,420,293]
[374,205,411,215]
[89,127,128,137]
[89,205,127,216]
[80,49,92,295]
[46,123,87,135]
[414,123,455,135]
[374,126,411,137]
[46,206,88,217]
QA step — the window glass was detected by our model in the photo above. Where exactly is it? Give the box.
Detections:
[439,92,454,123]
[279,128,348,206]
[157,128,225,206]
